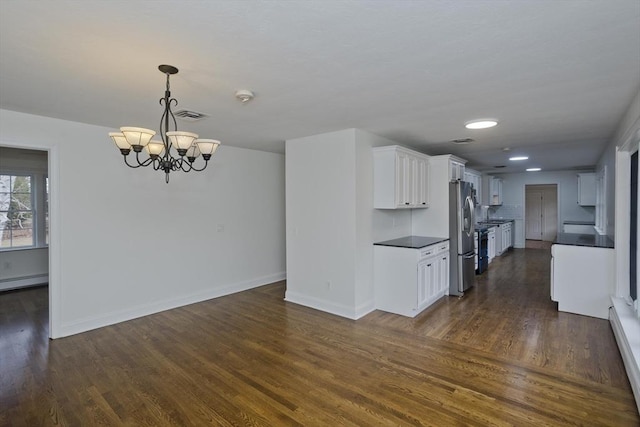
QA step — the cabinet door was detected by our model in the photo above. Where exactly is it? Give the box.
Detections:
[490,178,503,205]
[416,157,429,207]
[438,252,450,295]
[488,233,495,261]
[450,161,465,181]
[502,227,510,250]
[577,173,596,206]
[395,151,410,207]
[417,259,436,308]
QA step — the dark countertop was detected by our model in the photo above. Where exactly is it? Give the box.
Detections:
[478,219,514,225]
[563,220,596,225]
[374,235,449,249]
[554,232,614,248]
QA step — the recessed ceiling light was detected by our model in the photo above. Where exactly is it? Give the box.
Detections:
[465,119,498,130]
[526,168,541,172]
[509,156,529,161]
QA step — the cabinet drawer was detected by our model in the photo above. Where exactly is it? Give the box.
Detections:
[420,247,436,258]
[420,241,449,258]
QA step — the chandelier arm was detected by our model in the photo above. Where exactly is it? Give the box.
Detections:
[151,158,163,171]
[179,158,197,173]
[123,154,152,169]
[136,151,155,167]
[187,160,209,172]
[169,98,178,132]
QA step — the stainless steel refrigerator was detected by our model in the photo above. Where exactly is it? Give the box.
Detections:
[449,181,476,296]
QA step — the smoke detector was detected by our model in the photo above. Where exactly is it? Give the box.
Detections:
[235,89,255,103]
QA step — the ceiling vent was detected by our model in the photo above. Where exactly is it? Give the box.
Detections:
[174,109,209,122]
[450,138,474,145]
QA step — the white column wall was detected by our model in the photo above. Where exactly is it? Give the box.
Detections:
[285,129,359,316]
[0,109,286,337]
[285,128,397,319]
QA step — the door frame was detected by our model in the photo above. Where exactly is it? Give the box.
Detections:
[0,142,60,338]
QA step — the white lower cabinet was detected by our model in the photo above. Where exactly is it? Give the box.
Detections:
[501,223,512,252]
[488,227,496,262]
[374,240,450,317]
[551,243,614,319]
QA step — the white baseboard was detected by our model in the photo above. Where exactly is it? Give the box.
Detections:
[610,297,640,412]
[284,290,375,320]
[0,274,48,291]
[58,272,286,338]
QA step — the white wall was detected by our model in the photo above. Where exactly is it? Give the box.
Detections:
[0,109,285,338]
[606,87,640,411]
[601,88,640,238]
[285,128,398,319]
[285,129,358,315]
[490,170,596,247]
[0,248,49,290]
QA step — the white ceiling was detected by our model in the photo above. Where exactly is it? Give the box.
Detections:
[1,1,639,173]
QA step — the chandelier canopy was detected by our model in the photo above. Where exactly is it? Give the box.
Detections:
[109,65,220,183]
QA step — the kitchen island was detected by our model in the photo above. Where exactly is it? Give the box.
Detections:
[551,232,615,319]
[374,235,450,317]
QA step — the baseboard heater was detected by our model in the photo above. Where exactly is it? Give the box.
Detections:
[610,297,640,412]
[0,274,48,292]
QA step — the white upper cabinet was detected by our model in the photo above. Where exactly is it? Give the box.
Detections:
[374,146,430,209]
[487,176,503,206]
[464,168,482,203]
[449,159,466,181]
[577,173,596,206]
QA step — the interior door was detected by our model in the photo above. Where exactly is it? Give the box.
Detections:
[526,190,543,240]
[525,185,558,241]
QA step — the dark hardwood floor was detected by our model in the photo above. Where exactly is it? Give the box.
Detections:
[1,248,638,426]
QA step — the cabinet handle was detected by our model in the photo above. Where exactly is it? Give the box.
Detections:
[405,202,410,205]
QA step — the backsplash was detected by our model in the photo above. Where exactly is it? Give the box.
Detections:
[488,204,523,220]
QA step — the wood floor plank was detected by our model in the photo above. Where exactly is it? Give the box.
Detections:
[1,247,638,425]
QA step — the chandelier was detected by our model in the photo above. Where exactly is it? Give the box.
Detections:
[109,65,220,183]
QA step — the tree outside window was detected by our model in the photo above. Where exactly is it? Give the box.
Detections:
[0,174,34,248]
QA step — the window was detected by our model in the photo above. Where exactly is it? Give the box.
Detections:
[0,174,33,248]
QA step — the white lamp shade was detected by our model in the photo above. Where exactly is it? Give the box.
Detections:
[146,140,165,156]
[166,131,199,151]
[109,132,131,150]
[185,144,201,158]
[120,127,156,147]
[195,139,221,155]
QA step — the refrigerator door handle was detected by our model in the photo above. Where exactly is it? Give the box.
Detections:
[463,196,475,236]
[462,252,475,260]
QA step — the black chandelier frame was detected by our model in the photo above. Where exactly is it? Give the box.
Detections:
[110,65,218,183]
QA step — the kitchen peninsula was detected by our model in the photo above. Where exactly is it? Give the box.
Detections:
[551,232,615,319]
